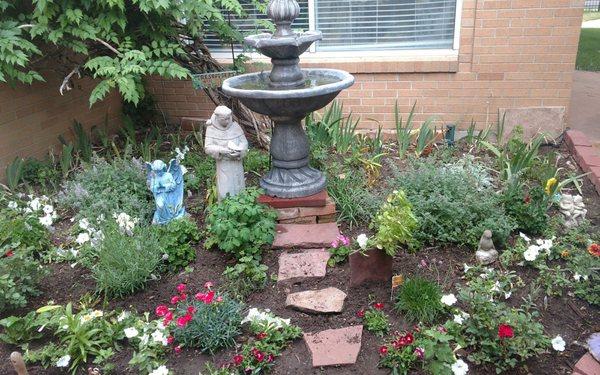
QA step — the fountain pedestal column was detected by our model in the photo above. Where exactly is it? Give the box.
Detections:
[260,117,326,198]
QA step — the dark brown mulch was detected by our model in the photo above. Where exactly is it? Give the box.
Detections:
[1,144,599,375]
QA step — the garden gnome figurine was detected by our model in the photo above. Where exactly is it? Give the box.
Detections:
[146,159,186,224]
[10,351,28,375]
[204,106,249,200]
[559,194,587,228]
[476,230,498,265]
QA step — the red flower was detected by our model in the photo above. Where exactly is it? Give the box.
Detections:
[524,195,531,204]
[267,354,274,363]
[176,316,188,328]
[233,354,244,366]
[179,293,187,300]
[256,332,268,340]
[187,306,196,315]
[170,295,180,305]
[204,290,215,304]
[176,283,186,293]
[174,345,182,354]
[167,336,174,345]
[588,243,600,257]
[195,292,206,301]
[498,323,514,339]
[5,249,14,257]
[204,281,214,289]
[373,302,384,310]
[163,311,174,326]
[155,305,169,317]
[379,346,388,356]
[356,310,365,318]
[404,332,414,345]
[253,349,265,362]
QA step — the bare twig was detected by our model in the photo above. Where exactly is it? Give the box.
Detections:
[95,38,121,55]
[59,66,81,95]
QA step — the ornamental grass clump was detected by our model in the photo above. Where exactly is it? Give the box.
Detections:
[395,277,445,324]
[157,283,243,354]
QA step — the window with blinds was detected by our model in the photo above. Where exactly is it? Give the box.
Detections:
[206,0,456,53]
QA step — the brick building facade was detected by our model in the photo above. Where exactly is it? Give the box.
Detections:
[148,0,584,137]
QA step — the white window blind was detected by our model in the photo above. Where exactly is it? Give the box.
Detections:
[206,0,456,52]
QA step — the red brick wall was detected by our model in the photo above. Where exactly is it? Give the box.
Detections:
[147,0,584,133]
[0,73,122,179]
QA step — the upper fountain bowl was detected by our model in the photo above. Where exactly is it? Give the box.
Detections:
[244,31,322,60]
[222,68,354,118]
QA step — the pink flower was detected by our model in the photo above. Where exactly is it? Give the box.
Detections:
[176,283,186,293]
[216,296,223,303]
[267,354,274,363]
[155,305,169,317]
[252,348,265,362]
[204,281,214,289]
[176,316,188,327]
[256,332,268,340]
[5,249,14,257]
[414,347,425,360]
[195,292,206,301]
[379,346,388,356]
[233,354,244,366]
[187,306,196,315]
[179,293,187,300]
[203,290,215,304]
[404,332,414,345]
[356,310,365,318]
[330,239,340,249]
[167,336,174,345]
[170,295,180,305]
[174,345,182,354]
[163,311,173,326]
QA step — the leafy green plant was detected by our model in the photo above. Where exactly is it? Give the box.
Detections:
[244,149,270,177]
[5,157,24,190]
[167,285,243,354]
[158,217,201,272]
[0,311,44,344]
[392,159,514,248]
[395,277,445,324]
[60,143,75,178]
[0,209,52,254]
[502,184,549,235]
[222,256,269,300]
[204,188,277,260]
[92,224,164,298]
[21,157,60,189]
[306,101,360,154]
[360,305,389,337]
[59,156,154,223]
[72,121,93,163]
[372,190,418,255]
[0,250,46,313]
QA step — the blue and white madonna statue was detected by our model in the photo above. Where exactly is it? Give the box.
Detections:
[146,159,186,225]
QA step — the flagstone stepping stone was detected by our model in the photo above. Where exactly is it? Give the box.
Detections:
[272,223,340,249]
[572,352,600,375]
[285,287,347,314]
[278,249,330,283]
[304,325,363,367]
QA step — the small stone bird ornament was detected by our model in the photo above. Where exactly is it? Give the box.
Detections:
[475,229,498,265]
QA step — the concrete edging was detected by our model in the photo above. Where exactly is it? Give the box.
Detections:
[565,130,600,195]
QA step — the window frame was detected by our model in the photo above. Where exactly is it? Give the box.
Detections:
[211,0,463,60]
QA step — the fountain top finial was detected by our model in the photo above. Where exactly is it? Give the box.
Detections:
[267,0,300,38]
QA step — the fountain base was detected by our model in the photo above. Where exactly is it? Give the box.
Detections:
[260,165,326,198]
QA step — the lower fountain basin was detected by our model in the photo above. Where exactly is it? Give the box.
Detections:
[222,69,354,119]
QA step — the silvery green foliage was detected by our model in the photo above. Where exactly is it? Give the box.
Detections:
[59,157,154,224]
[441,154,494,190]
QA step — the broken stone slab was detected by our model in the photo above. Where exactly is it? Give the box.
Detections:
[278,249,330,283]
[272,223,340,249]
[303,325,363,367]
[258,190,328,209]
[285,287,347,314]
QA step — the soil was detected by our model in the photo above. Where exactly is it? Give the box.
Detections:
[0,143,598,375]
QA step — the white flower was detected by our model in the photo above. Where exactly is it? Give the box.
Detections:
[551,335,566,351]
[242,307,290,329]
[39,215,53,227]
[140,334,149,345]
[124,327,139,338]
[490,281,500,292]
[29,198,41,211]
[80,314,93,324]
[453,314,465,325]
[573,273,582,281]
[538,238,553,254]
[463,264,472,273]
[117,311,129,322]
[114,212,138,234]
[441,294,457,306]
[356,234,368,250]
[69,248,79,257]
[90,310,103,318]
[180,165,188,175]
[76,232,90,245]
[451,359,469,375]
[519,232,531,242]
[151,329,168,345]
[523,245,540,261]
[149,365,169,375]
[56,355,71,368]
[79,218,90,231]
[583,275,589,281]
[43,204,54,214]
[7,201,18,210]
[504,291,512,299]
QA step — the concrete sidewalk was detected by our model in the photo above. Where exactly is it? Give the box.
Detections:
[569,71,600,147]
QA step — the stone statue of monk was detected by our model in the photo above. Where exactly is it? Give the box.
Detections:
[204,106,249,200]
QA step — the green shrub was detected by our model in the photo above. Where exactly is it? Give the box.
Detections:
[0,249,46,313]
[205,188,277,260]
[171,289,243,353]
[92,224,164,298]
[22,157,60,189]
[222,256,269,300]
[362,307,389,337]
[158,217,201,272]
[501,184,549,235]
[59,156,153,224]
[327,168,381,226]
[372,190,418,255]
[395,277,445,324]
[392,160,514,248]
[244,149,270,176]
[0,210,52,254]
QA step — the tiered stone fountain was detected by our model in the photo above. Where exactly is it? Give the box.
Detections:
[222,0,354,198]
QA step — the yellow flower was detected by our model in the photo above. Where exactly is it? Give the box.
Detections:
[545,177,557,195]
[560,250,570,258]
